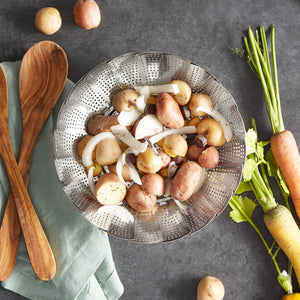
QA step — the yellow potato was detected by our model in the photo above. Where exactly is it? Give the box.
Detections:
[163,134,188,157]
[136,147,162,173]
[35,7,62,35]
[112,89,139,112]
[197,276,225,300]
[189,93,213,117]
[96,138,122,165]
[171,80,192,105]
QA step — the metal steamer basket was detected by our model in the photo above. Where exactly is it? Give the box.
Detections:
[54,52,246,243]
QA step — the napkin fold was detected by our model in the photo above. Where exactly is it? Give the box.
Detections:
[0,61,124,300]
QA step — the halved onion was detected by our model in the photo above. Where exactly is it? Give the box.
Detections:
[82,132,117,167]
[134,114,164,140]
[111,125,147,153]
[118,109,142,126]
[196,106,233,142]
[149,126,197,145]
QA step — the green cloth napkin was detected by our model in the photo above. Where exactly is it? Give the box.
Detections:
[0,61,124,300]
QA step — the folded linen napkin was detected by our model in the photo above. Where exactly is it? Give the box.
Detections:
[0,61,124,300]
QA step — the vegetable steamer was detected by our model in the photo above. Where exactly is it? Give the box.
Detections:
[53,52,246,243]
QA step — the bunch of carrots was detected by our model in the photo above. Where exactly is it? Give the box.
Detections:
[230,25,300,299]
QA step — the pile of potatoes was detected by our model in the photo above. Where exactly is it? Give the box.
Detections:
[76,80,228,213]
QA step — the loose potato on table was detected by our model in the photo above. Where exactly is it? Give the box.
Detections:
[35,7,62,35]
[156,92,184,129]
[112,89,139,112]
[94,173,126,205]
[141,173,165,196]
[126,184,157,212]
[169,161,203,201]
[96,138,122,166]
[197,276,225,300]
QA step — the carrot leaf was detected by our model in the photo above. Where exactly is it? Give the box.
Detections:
[229,195,257,223]
[235,181,252,194]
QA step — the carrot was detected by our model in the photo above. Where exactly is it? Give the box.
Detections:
[230,118,300,294]
[282,293,300,300]
[244,25,300,219]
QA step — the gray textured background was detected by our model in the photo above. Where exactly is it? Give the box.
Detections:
[0,0,300,299]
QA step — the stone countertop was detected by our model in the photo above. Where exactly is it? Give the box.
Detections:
[0,0,299,299]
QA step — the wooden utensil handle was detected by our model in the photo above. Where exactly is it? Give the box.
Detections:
[0,131,56,281]
[0,140,36,281]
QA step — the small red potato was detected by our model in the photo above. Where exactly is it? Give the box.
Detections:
[187,144,203,161]
[156,92,184,129]
[87,115,119,135]
[73,0,101,30]
[95,173,126,205]
[197,276,225,300]
[157,149,171,169]
[197,146,219,169]
[126,184,157,212]
[169,161,203,201]
[141,173,166,196]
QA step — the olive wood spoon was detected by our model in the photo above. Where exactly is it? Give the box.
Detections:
[0,41,68,281]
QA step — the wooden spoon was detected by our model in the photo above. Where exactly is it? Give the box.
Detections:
[0,41,68,281]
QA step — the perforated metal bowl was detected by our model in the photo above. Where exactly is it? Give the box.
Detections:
[54,52,246,243]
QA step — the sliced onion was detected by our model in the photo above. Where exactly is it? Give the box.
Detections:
[116,148,141,184]
[117,109,142,126]
[136,95,146,112]
[88,166,95,195]
[82,132,117,167]
[135,84,180,95]
[111,125,147,153]
[149,126,197,145]
[134,114,164,140]
[174,199,188,215]
[195,106,233,142]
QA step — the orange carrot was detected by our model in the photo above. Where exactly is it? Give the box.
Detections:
[282,293,300,300]
[271,131,300,217]
[244,26,300,219]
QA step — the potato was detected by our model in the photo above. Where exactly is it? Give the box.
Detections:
[197,276,225,300]
[187,144,203,161]
[156,92,184,129]
[77,135,96,160]
[197,146,219,169]
[189,93,213,117]
[112,89,139,112]
[197,118,226,147]
[96,138,122,165]
[126,184,157,212]
[141,173,165,196]
[95,173,126,205]
[87,115,119,135]
[169,161,203,201]
[35,7,62,35]
[108,163,132,182]
[157,149,171,169]
[136,147,162,173]
[73,0,101,30]
[163,134,188,157]
[170,80,192,105]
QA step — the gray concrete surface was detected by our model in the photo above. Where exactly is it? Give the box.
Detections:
[0,0,300,299]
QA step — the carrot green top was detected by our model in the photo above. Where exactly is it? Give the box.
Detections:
[244,25,285,134]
